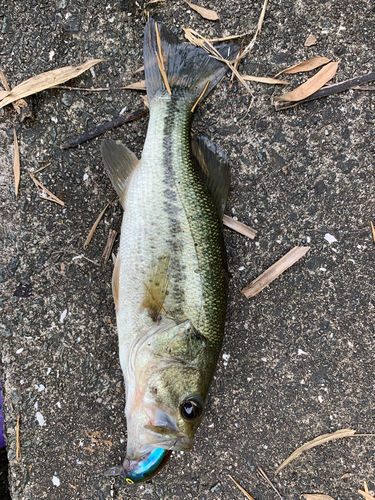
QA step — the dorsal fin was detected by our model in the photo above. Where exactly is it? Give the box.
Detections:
[191,135,230,218]
[101,139,139,207]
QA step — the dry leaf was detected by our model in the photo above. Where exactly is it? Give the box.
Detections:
[241,246,310,299]
[229,476,255,500]
[0,59,103,110]
[242,75,289,85]
[121,80,146,91]
[275,56,331,77]
[305,34,317,46]
[84,200,112,249]
[186,1,219,20]
[358,491,375,500]
[0,89,11,99]
[275,61,339,102]
[301,495,336,500]
[275,428,356,474]
[223,215,257,239]
[13,128,20,197]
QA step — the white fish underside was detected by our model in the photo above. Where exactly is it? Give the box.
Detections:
[116,99,205,380]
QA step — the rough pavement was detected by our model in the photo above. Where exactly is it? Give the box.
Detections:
[0,1,374,499]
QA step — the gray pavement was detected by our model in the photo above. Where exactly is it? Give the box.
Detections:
[0,1,374,499]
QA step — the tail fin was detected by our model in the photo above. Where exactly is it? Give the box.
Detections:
[144,18,238,107]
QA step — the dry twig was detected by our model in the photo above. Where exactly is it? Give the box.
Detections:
[102,229,118,263]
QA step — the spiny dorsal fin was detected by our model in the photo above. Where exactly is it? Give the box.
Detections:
[141,255,171,322]
[112,253,121,311]
[191,135,230,218]
[101,139,139,207]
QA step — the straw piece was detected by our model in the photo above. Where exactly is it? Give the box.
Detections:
[102,229,118,263]
[191,80,210,112]
[275,428,356,475]
[13,128,20,196]
[229,475,255,500]
[242,75,289,85]
[370,221,375,243]
[242,246,310,299]
[83,200,113,249]
[301,495,335,500]
[223,215,257,239]
[16,415,21,460]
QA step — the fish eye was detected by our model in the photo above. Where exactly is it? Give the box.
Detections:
[180,398,203,420]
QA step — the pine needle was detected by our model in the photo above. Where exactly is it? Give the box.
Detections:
[83,199,113,249]
[29,172,65,206]
[257,466,282,498]
[13,128,20,196]
[143,281,167,315]
[370,221,375,243]
[191,80,210,112]
[155,22,171,95]
[16,415,21,460]
[229,475,255,500]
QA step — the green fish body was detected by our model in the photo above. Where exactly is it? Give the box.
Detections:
[102,19,236,482]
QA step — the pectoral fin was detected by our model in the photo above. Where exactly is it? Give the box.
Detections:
[191,135,230,218]
[101,139,139,207]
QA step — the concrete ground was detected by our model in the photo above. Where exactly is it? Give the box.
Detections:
[0,0,374,499]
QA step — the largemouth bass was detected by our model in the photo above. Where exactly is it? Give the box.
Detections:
[102,18,236,482]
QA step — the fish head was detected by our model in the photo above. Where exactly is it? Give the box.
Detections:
[125,319,214,462]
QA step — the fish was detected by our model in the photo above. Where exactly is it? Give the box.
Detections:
[101,18,237,483]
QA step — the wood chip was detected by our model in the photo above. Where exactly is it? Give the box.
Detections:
[121,80,146,91]
[370,221,375,243]
[275,56,331,77]
[84,200,113,249]
[242,75,289,85]
[223,215,257,239]
[13,128,20,197]
[275,428,356,474]
[102,229,118,263]
[186,1,219,20]
[305,34,318,46]
[301,495,335,500]
[275,61,339,102]
[16,415,21,460]
[241,246,310,299]
[358,491,375,500]
[0,59,103,110]
[229,475,255,500]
